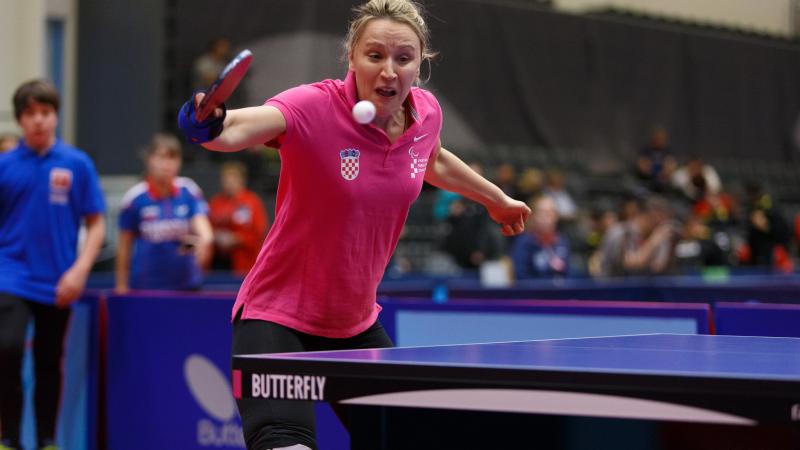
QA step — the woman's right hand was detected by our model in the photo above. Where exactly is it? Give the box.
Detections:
[177,92,227,144]
[194,92,225,120]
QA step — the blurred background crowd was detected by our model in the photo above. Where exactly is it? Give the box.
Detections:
[4,0,800,289]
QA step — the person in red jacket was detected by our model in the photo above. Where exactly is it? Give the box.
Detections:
[208,161,269,275]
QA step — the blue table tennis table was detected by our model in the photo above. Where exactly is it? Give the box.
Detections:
[233,334,800,449]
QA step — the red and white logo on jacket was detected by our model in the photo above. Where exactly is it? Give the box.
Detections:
[50,168,73,193]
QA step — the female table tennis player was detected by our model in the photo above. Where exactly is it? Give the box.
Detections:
[178,1,530,448]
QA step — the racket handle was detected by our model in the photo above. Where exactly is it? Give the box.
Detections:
[196,93,218,122]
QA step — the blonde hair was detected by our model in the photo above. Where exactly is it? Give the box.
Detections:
[344,0,437,80]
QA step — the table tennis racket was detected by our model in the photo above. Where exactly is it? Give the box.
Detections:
[195,49,253,122]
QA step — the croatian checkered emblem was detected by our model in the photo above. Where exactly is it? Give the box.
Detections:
[340,149,360,181]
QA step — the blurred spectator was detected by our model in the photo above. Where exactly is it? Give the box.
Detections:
[433,189,462,222]
[115,133,213,292]
[636,126,677,193]
[386,226,413,277]
[191,38,249,111]
[618,195,641,222]
[192,38,231,90]
[236,146,271,189]
[592,197,677,278]
[208,161,269,276]
[495,163,519,200]
[583,206,618,276]
[740,182,791,271]
[583,206,617,255]
[441,164,504,269]
[0,132,18,153]
[434,162,484,222]
[674,214,729,271]
[692,185,737,231]
[671,157,721,201]
[516,167,544,200]
[511,195,570,279]
[442,197,504,269]
[544,168,576,221]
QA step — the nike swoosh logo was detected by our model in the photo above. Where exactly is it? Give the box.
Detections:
[413,133,429,142]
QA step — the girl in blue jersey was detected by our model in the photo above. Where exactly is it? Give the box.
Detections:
[115,133,213,292]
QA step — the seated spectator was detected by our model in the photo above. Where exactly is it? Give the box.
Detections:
[674,214,730,271]
[208,161,269,276]
[618,195,641,222]
[442,195,505,269]
[516,167,544,200]
[433,189,462,222]
[494,163,519,200]
[511,195,570,279]
[636,126,677,193]
[192,38,231,90]
[583,206,617,254]
[584,206,618,276]
[433,162,485,222]
[0,132,18,153]
[544,168,577,221]
[671,157,721,201]
[692,186,737,231]
[115,133,213,292]
[441,164,505,269]
[191,37,248,113]
[740,182,791,271]
[592,197,677,278]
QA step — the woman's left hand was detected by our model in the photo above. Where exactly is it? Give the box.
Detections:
[487,196,531,236]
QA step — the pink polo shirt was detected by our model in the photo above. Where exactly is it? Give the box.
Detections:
[232,71,443,338]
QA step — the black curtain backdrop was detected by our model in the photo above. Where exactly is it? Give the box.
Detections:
[77,0,166,174]
[161,0,800,168]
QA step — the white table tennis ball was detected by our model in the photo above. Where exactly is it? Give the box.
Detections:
[352,100,376,124]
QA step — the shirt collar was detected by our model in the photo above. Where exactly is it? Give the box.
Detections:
[222,189,247,201]
[19,138,59,159]
[146,177,179,199]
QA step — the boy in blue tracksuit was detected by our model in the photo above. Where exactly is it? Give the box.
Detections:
[0,80,106,450]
